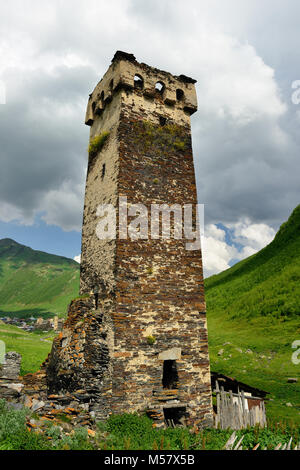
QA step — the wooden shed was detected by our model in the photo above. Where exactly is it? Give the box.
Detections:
[211,372,269,429]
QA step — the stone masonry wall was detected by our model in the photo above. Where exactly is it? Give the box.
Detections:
[46,297,114,419]
[108,106,213,427]
[0,352,23,400]
[80,93,121,296]
[68,52,213,427]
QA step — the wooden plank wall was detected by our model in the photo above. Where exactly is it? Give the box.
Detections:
[214,382,267,429]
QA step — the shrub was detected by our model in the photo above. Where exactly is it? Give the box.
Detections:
[107,413,153,437]
[0,402,299,450]
[55,427,94,450]
[0,399,27,440]
[0,399,50,450]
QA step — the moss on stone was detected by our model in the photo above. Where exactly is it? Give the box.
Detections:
[147,335,156,345]
[88,131,110,158]
[132,121,189,156]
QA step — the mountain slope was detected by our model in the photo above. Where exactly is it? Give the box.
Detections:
[206,205,300,320]
[205,205,300,424]
[0,239,80,318]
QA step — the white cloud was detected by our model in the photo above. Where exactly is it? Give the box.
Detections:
[0,0,299,244]
[196,35,285,124]
[202,225,234,277]
[202,219,275,277]
[74,254,81,264]
[0,201,34,225]
[230,219,276,252]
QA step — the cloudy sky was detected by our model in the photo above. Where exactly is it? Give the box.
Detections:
[0,0,299,276]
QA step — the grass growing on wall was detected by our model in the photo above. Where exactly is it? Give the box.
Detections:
[88,131,110,159]
[132,120,190,156]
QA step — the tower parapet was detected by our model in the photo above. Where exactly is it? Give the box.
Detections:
[85,50,198,129]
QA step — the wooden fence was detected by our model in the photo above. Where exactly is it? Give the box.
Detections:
[214,382,267,429]
[224,431,300,450]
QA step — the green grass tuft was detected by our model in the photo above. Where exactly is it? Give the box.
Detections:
[147,335,156,345]
[88,131,110,158]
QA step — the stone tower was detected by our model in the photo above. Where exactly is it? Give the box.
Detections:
[47,51,213,428]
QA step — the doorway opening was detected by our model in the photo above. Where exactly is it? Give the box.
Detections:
[163,406,187,427]
[162,360,178,389]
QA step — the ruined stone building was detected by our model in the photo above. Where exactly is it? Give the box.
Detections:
[47,51,213,428]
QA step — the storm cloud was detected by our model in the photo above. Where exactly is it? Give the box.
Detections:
[0,0,299,274]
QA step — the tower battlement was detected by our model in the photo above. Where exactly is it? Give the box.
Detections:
[85,51,198,128]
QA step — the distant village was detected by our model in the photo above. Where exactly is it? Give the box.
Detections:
[0,315,64,332]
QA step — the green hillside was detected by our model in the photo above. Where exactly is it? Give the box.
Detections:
[0,321,55,375]
[1,207,299,425]
[205,205,300,424]
[0,239,80,318]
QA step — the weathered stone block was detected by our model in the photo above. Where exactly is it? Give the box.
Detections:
[158,348,181,361]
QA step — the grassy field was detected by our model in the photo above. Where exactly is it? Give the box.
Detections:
[2,318,298,424]
[0,322,55,375]
[0,404,299,450]
[0,208,299,427]
[207,314,300,423]
[0,238,80,318]
[205,205,300,424]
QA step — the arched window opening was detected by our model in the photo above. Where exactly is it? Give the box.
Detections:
[176,89,184,101]
[134,74,144,90]
[162,360,178,389]
[155,81,165,94]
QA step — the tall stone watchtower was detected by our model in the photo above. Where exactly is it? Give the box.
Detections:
[48,51,213,428]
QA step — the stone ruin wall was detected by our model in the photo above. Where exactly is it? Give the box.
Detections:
[46,297,114,418]
[0,352,23,400]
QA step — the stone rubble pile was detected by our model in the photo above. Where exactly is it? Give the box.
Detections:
[0,302,98,432]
